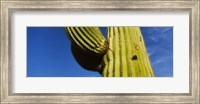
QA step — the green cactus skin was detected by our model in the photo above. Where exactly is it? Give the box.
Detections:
[102,27,154,77]
[71,43,104,72]
[65,27,107,56]
[65,27,154,77]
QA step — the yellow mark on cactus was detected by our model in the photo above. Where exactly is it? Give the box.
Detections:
[133,43,140,50]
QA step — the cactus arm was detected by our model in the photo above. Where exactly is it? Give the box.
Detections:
[74,27,96,48]
[85,28,103,43]
[81,28,108,53]
[65,27,107,72]
[71,27,96,50]
[79,27,100,46]
[65,27,85,50]
[89,27,104,39]
[65,27,107,55]
[71,43,104,71]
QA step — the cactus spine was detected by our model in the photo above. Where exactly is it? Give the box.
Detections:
[65,27,154,77]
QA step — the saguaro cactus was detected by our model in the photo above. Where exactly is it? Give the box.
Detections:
[65,27,154,77]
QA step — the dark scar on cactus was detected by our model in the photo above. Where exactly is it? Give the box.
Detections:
[131,55,138,60]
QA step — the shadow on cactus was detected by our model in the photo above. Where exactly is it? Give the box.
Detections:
[65,27,154,77]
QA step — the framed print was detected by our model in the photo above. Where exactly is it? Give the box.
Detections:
[0,0,199,103]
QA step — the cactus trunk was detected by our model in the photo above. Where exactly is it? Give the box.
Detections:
[65,27,154,77]
[102,27,154,77]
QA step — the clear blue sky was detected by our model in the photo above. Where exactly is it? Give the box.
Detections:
[27,27,173,77]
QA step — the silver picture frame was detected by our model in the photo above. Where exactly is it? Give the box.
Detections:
[1,0,199,103]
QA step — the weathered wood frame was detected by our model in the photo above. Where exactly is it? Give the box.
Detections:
[1,0,199,103]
